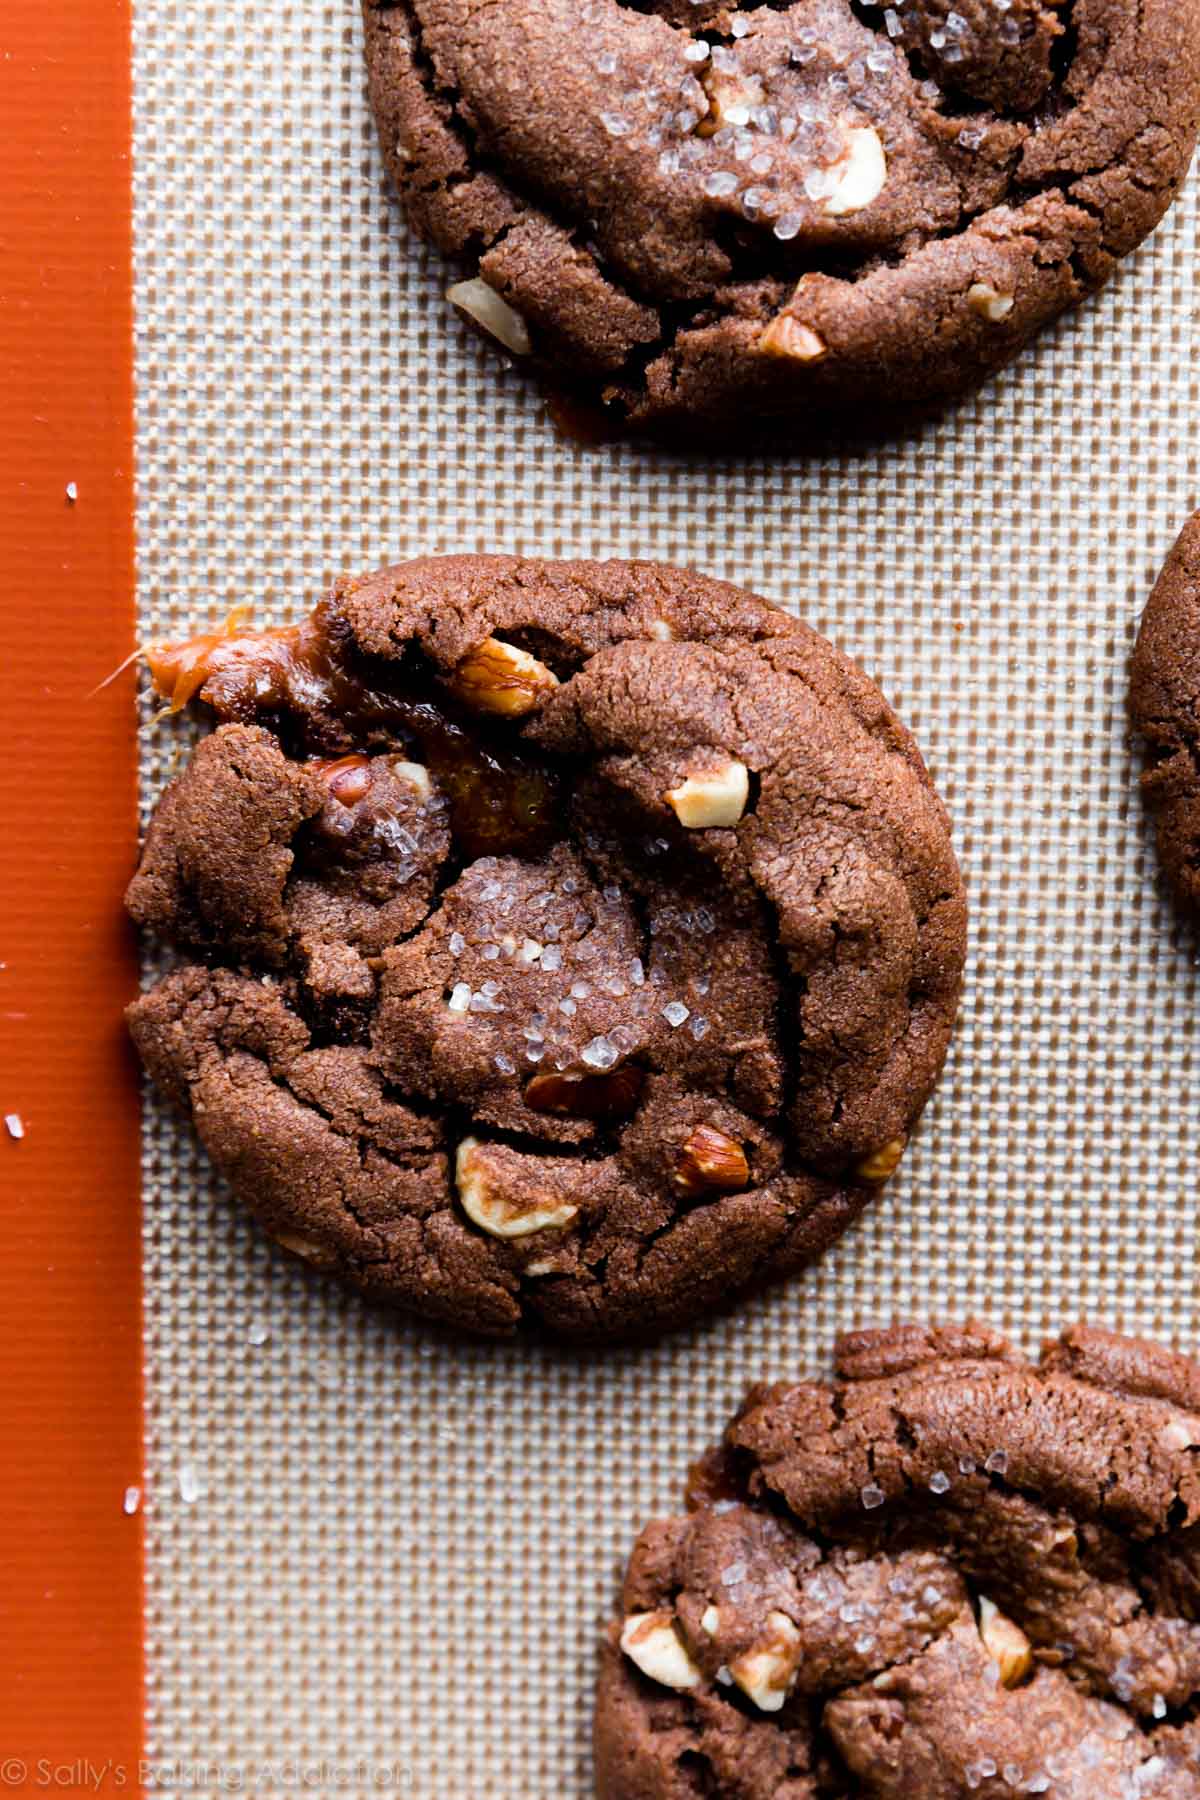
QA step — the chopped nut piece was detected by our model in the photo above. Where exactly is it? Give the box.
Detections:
[697,70,764,137]
[446,277,532,355]
[759,316,829,363]
[455,1137,579,1239]
[450,637,559,717]
[390,758,434,801]
[673,1125,750,1198]
[1161,1416,1200,1451]
[968,281,1016,322]
[700,1604,721,1636]
[666,760,749,829]
[620,1612,703,1691]
[524,1065,644,1120]
[729,1610,803,1712]
[1049,1522,1078,1557]
[271,1227,337,1268]
[855,1136,907,1183]
[978,1597,1033,1687]
[313,754,372,805]
[823,127,887,217]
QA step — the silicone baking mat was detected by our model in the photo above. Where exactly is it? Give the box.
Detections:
[131,2,1200,1791]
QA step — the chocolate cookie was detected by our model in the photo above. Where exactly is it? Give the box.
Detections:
[362,0,1200,440]
[1130,515,1200,915]
[597,1321,1200,1796]
[126,556,964,1340]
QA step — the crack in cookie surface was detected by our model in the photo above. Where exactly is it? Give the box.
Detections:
[362,0,1200,437]
[127,555,965,1339]
[598,1322,1200,1794]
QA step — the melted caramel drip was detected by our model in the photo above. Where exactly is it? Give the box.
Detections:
[144,602,258,715]
[146,605,562,860]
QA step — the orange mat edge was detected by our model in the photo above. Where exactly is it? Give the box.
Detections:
[0,0,142,1787]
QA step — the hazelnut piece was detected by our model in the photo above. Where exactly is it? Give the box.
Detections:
[446,277,532,356]
[978,1597,1033,1687]
[729,1611,803,1712]
[673,1126,750,1198]
[455,1138,579,1239]
[312,754,372,805]
[854,1136,907,1183]
[666,759,749,829]
[450,637,559,718]
[524,1065,644,1120]
[968,281,1015,322]
[1161,1417,1200,1451]
[619,1612,703,1691]
[390,758,434,801]
[759,316,828,363]
[271,1227,337,1269]
[823,126,887,217]
[696,69,764,138]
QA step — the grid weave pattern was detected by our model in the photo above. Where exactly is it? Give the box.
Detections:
[132,3,1200,1790]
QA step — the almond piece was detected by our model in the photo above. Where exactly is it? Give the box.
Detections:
[673,1125,750,1198]
[450,637,559,718]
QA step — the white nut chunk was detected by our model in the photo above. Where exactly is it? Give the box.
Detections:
[666,759,749,829]
[450,636,559,718]
[446,277,532,356]
[729,1610,803,1712]
[978,1596,1033,1688]
[968,281,1015,322]
[1162,1416,1200,1451]
[455,1138,579,1239]
[619,1612,703,1691]
[389,758,434,801]
[823,126,887,218]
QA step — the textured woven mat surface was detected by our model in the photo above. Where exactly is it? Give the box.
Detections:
[133,2,1200,1790]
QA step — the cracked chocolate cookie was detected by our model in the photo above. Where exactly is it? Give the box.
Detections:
[126,555,965,1340]
[1130,514,1200,917]
[597,1321,1200,1796]
[362,0,1200,440]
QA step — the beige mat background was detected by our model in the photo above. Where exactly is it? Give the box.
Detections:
[132,2,1199,1790]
